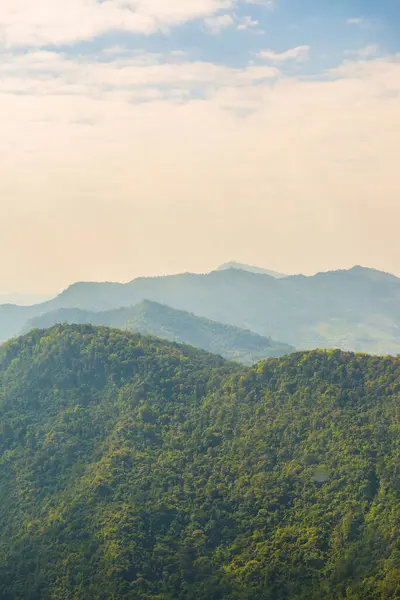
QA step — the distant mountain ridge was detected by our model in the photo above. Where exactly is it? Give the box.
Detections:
[2,265,400,354]
[0,293,54,306]
[216,261,287,278]
[24,300,294,365]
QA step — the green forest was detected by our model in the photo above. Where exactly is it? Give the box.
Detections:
[1,325,400,599]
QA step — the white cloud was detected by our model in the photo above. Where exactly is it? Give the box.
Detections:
[347,17,364,25]
[345,45,381,61]
[0,50,279,100]
[0,0,234,47]
[258,45,310,62]
[237,16,262,31]
[329,53,400,91]
[346,17,372,28]
[245,0,276,8]
[355,44,380,59]
[204,13,235,34]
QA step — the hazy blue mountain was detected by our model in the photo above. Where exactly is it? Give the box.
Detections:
[24,300,294,364]
[0,304,35,342]
[216,261,287,278]
[0,293,54,306]
[2,265,400,354]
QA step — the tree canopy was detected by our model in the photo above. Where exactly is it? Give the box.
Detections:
[0,325,400,598]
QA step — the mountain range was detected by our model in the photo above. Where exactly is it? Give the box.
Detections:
[1,265,400,355]
[23,300,294,365]
[0,324,400,598]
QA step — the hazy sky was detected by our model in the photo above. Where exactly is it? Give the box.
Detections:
[1,0,400,293]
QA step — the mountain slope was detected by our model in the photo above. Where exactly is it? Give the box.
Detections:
[23,300,295,364]
[1,326,400,598]
[2,265,400,354]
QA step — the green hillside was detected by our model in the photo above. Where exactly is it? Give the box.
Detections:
[1,325,400,598]
[23,300,294,364]
[2,266,400,354]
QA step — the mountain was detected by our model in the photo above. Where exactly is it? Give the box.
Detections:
[2,265,400,354]
[0,293,54,306]
[23,300,294,364]
[216,261,287,278]
[0,303,34,342]
[1,325,400,598]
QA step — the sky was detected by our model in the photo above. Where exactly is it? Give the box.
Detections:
[1,0,400,293]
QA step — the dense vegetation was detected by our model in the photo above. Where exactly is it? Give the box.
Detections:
[1,325,400,598]
[23,300,294,364]
[2,265,400,354]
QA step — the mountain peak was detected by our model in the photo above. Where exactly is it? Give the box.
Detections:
[314,265,400,283]
[349,265,399,280]
[215,262,286,278]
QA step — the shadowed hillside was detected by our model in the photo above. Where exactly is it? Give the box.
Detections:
[23,300,294,364]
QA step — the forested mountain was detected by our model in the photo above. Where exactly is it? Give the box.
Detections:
[2,266,400,354]
[1,325,400,598]
[23,300,294,364]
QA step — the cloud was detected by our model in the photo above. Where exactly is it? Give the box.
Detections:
[347,17,364,25]
[204,13,235,34]
[237,16,262,31]
[0,47,400,290]
[0,50,279,101]
[258,45,310,62]
[353,44,380,59]
[205,13,264,34]
[245,0,276,7]
[346,17,372,29]
[0,0,235,47]
[329,52,400,89]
